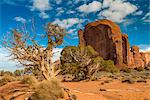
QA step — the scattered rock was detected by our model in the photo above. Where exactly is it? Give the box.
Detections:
[99,88,107,91]
[122,78,135,84]
[136,78,147,83]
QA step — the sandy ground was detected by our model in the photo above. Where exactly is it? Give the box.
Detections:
[63,78,150,100]
[0,81,32,100]
[0,78,150,100]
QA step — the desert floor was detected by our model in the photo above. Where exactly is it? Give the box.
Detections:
[63,78,150,100]
[0,78,150,100]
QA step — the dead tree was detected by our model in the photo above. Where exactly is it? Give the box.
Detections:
[2,22,66,80]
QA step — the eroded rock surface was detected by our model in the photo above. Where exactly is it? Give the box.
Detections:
[78,19,149,67]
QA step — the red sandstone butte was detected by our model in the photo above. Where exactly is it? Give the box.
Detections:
[78,19,149,67]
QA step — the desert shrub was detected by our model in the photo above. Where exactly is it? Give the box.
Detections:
[121,77,135,84]
[144,67,150,71]
[14,69,24,76]
[121,68,132,73]
[136,78,147,83]
[101,60,119,73]
[60,45,119,81]
[60,46,98,81]
[0,70,5,76]
[134,67,144,71]
[90,57,119,73]
[0,75,15,86]
[0,70,13,76]
[30,78,64,100]
[21,75,37,86]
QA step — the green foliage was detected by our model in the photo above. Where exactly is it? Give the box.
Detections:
[0,70,13,76]
[101,60,119,73]
[14,69,24,76]
[60,45,98,81]
[84,45,98,56]
[21,75,37,86]
[121,68,132,73]
[60,45,119,81]
[134,67,144,71]
[0,75,15,86]
[30,78,64,100]
[46,23,66,47]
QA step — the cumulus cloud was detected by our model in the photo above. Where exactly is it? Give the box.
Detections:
[78,1,102,13]
[99,0,138,23]
[56,7,65,16]
[142,12,150,23]
[139,44,150,52]
[66,10,76,14]
[53,18,83,29]
[30,0,51,11]
[0,47,22,71]
[67,29,77,34]
[133,10,143,15]
[39,12,49,19]
[30,0,51,19]
[14,17,26,23]
[0,47,63,71]
[52,48,63,62]
[55,0,62,4]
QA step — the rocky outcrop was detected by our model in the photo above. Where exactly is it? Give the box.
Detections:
[78,19,149,68]
[129,46,146,67]
[144,52,150,66]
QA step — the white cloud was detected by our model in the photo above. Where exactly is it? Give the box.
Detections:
[55,0,62,4]
[0,47,22,71]
[122,19,136,26]
[67,29,77,34]
[102,0,113,8]
[139,44,150,52]
[72,0,87,4]
[0,47,63,71]
[99,0,138,23]
[30,0,51,19]
[133,10,143,15]
[67,10,76,14]
[14,17,26,23]
[56,7,64,16]
[78,1,102,13]
[142,12,150,23]
[52,48,63,62]
[39,12,49,19]
[31,0,51,11]
[53,18,83,29]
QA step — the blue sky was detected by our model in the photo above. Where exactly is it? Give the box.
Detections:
[0,0,150,71]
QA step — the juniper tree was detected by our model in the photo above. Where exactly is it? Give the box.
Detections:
[2,22,66,80]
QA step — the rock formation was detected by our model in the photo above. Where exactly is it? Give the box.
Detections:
[143,52,150,66]
[130,46,146,67]
[78,19,149,68]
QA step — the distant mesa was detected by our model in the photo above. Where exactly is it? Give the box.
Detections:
[78,19,150,68]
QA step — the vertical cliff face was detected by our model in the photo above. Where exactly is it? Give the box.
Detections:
[130,46,146,67]
[80,19,125,65]
[78,19,149,68]
[84,24,116,62]
[144,52,150,65]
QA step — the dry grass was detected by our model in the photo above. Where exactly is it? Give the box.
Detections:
[0,75,15,86]
[30,78,64,100]
[21,75,37,86]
